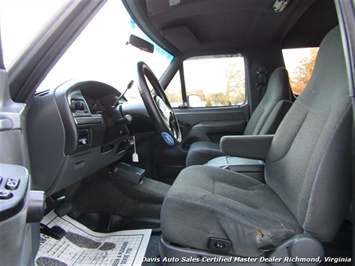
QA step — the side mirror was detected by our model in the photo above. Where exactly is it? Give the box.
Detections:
[128,35,154,53]
[187,94,202,107]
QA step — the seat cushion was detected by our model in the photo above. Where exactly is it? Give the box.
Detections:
[161,166,302,257]
[185,141,224,166]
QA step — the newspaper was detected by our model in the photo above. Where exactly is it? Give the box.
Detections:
[36,211,151,266]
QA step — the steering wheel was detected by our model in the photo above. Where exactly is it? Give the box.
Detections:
[137,61,182,147]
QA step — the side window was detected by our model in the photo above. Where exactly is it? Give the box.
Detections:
[166,71,183,107]
[282,47,319,95]
[166,55,246,107]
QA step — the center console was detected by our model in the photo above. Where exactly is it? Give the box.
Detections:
[206,156,265,183]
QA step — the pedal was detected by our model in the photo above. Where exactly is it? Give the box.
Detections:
[54,197,72,217]
[40,224,66,240]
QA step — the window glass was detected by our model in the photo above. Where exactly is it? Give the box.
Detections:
[166,55,246,108]
[282,47,319,95]
[166,71,182,107]
[34,0,173,100]
[0,0,65,68]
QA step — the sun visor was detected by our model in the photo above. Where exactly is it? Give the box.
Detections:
[160,26,201,52]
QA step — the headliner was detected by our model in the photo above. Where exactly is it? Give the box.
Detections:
[123,0,338,55]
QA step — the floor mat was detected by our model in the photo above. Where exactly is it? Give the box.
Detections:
[142,235,162,266]
[36,211,151,266]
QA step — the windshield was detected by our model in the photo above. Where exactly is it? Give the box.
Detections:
[0,0,65,68]
[1,0,173,100]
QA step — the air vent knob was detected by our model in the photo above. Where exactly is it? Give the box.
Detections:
[73,100,85,111]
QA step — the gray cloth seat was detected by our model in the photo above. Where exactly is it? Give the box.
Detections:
[161,27,352,257]
[186,67,292,166]
[162,166,303,256]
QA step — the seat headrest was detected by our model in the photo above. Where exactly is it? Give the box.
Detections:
[263,67,291,102]
[298,27,347,110]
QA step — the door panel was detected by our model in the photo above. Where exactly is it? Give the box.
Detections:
[150,104,249,182]
[175,105,249,149]
[0,36,45,266]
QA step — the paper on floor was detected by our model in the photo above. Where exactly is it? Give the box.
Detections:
[36,211,151,266]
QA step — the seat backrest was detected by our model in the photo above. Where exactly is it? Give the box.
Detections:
[244,67,292,135]
[265,27,352,242]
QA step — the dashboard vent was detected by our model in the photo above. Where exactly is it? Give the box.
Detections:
[78,129,91,147]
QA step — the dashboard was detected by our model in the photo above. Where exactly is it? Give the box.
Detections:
[27,80,134,194]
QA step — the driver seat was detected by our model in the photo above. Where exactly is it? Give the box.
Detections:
[160,27,352,259]
[185,66,292,166]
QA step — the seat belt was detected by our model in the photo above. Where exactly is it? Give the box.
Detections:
[256,66,267,102]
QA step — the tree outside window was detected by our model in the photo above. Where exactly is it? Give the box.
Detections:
[283,48,319,95]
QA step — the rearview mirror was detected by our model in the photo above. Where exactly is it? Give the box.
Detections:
[128,35,154,53]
